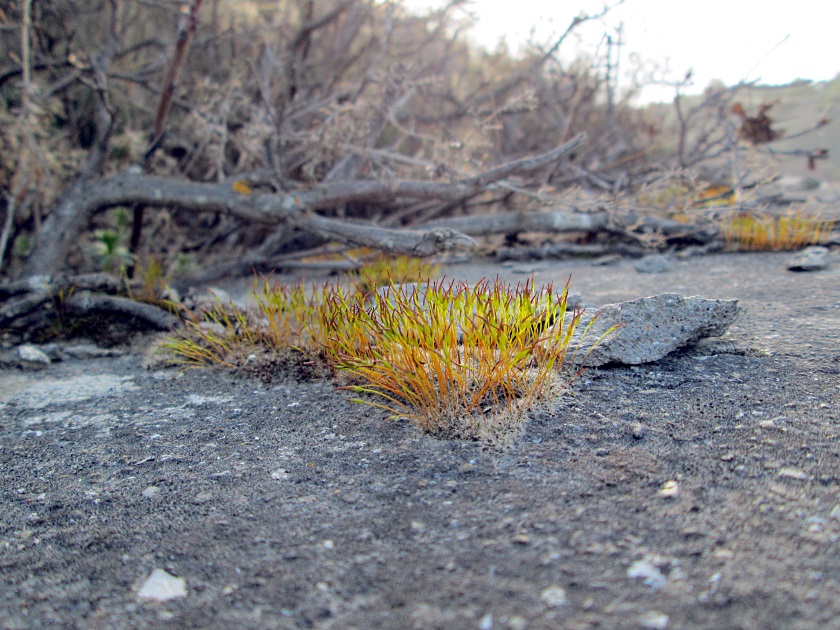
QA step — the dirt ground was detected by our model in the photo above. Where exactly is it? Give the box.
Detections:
[1,251,839,629]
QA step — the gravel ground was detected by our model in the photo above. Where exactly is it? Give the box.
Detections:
[1,251,839,629]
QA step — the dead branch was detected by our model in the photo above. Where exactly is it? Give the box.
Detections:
[147,0,206,156]
[130,0,206,277]
[0,273,176,336]
[23,135,584,276]
[495,242,648,261]
[426,209,610,236]
[427,205,720,246]
[302,214,476,256]
[64,293,177,330]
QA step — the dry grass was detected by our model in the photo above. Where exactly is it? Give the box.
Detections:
[161,279,329,369]
[347,254,439,297]
[724,211,835,251]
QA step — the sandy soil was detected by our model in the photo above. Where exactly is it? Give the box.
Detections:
[1,251,839,629]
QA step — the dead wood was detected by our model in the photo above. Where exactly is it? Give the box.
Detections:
[63,293,177,331]
[426,210,611,236]
[427,206,721,245]
[23,135,585,276]
[494,242,649,261]
[0,273,176,337]
[129,0,206,278]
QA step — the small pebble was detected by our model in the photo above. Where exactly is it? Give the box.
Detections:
[271,469,290,481]
[659,480,679,499]
[540,585,567,608]
[193,491,213,504]
[137,569,187,602]
[17,345,51,367]
[630,422,645,439]
[829,505,840,521]
[141,486,161,499]
[638,611,669,630]
[787,246,830,272]
[777,466,808,481]
[634,254,674,274]
[628,558,667,590]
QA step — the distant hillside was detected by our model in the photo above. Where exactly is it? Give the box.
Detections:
[645,75,840,181]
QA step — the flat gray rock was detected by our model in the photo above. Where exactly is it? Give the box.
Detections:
[572,293,740,366]
[787,246,830,272]
[633,254,674,274]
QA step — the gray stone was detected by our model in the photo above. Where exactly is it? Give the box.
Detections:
[63,343,126,360]
[540,585,567,607]
[787,246,830,272]
[572,294,740,367]
[778,175,822,192]
[136,569,187,602]
[142,486,161,498]
[17,345,51,367]
[184,286,246,313]
[638,611,670,630]
[634,254,674,274]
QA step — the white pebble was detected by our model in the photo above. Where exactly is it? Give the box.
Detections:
[638,610,669,629]
[658,480,679,498]
[540,585,567,607]
[628,559,667,590]
[271,469,290,481]
[137,569,187,602]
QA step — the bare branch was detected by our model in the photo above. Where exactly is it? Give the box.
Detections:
[147,0,206,155]
[427,209,610,236]
[24,133,586,274]
[300,214,476,256]
[465,133,586,188]
[64,293,177,330]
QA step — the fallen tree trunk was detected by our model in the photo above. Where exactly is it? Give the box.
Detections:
[22,134,586,276]
[427,208,720,242]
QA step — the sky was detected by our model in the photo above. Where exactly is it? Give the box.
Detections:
[407,0,840,103]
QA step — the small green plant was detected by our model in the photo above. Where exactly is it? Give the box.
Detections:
[172,253,199,277]
[90,229,133,274]
[127,257,171,305]
[89,207,134,274]
[724,211,835,251]
[12,233,33,259]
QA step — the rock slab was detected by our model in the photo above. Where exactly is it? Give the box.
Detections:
[572,293,740,366]
[787,246,830,272]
